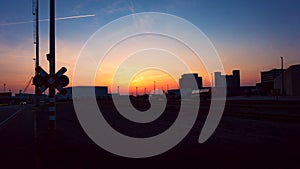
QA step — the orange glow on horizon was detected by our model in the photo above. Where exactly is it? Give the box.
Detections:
[1,32,283,95]
[127,70,178,95]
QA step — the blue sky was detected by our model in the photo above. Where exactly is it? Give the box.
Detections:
[0,0,300,93]
[54,1,300,43]
[1,0,299,47]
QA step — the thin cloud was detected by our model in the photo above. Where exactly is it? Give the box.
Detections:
[101,1,134,14]
[0,14,96,26]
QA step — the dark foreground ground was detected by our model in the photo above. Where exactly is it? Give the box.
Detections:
[0,98,299,169]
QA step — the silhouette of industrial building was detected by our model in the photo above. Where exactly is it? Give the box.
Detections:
[179,73,203,89]
[261,69,284,83]
[179,73,203,96]
[56,86,108,101]
[167,89,180,98]
[257,68,285,95]
[274,64,300,96]
[0,92,12,104]
[214,70,240,88]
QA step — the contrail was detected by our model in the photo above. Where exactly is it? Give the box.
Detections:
[0,14,96,26]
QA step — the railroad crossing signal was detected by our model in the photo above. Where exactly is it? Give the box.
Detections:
[33,66,69,95]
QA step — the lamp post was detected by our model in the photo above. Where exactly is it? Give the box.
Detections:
[281,57,285,96]
[211,73,214,87]
[154,81,156,95]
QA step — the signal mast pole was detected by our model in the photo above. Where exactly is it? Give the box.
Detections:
[32,0,69,134]
[47,0,56,131]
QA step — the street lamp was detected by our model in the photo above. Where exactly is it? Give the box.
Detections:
[280,57,285,96]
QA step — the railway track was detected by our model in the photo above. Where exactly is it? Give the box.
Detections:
[0,105,28,128]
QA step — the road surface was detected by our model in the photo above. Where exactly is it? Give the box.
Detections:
[0,100,299,169]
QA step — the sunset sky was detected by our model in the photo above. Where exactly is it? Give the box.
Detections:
[0,0,300,94]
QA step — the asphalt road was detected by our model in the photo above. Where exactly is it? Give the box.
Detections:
[0,100,299,169]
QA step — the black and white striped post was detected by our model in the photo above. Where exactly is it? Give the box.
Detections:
[34,66,68,131]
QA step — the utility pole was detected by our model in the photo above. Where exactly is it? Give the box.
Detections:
[136,87,138,96]
[281,57,285,96]
[47,0,56,131]
[3,83,6,92]
[117,86,120,95]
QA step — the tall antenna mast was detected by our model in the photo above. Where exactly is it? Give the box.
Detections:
[33,0,39,72]
[33,0,39,106]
